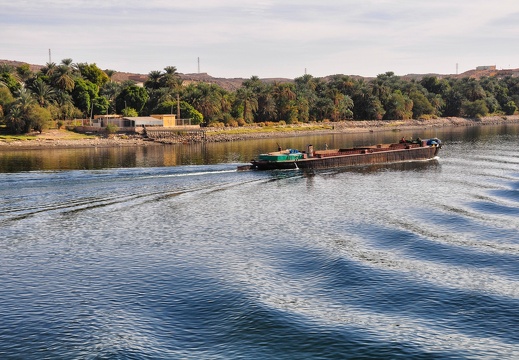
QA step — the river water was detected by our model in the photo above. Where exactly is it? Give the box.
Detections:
[1,125,519,359]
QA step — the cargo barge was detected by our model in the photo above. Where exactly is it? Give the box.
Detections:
[240,138,442,171]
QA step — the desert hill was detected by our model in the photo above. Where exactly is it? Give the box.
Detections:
[2,59,519,91]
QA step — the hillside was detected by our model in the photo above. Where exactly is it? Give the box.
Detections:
[2,59,519,91]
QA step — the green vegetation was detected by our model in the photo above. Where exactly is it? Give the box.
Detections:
[1,59,519,135]
[0,126,95,141]
[206,123,334,136]
[105,123,119,134]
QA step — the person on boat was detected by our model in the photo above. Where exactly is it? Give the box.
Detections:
[400,137,406,143]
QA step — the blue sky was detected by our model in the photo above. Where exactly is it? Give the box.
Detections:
[2,0,518,79]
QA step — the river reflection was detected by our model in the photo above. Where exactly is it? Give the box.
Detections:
[0,124,518,172]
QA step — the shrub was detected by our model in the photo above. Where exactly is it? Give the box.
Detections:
[462,100,489,118]
[227,119,238,127]
[503,101,517,115]
[208,121,224,128]
[105,123,119,134]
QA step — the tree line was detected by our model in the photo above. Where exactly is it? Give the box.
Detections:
[1,59,518,134]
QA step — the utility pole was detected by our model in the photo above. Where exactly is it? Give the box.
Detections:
[90,101,94,126]
[177,93,181,125]
[49,49,51,63]
[198,57,200,74]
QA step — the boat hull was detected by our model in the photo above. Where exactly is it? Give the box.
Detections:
[250,145,440,171]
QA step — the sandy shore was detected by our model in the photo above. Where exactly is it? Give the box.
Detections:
[1,116,518,150]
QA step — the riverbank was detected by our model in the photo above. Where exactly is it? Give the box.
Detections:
[1,116,518,150]
[204,116,519,142]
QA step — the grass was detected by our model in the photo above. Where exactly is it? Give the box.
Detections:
[0,134,39,142]
[206,124,334,136]
[0,127,97,142]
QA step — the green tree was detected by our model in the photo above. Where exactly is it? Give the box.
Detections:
[273,83,296,122]
[5,88,52,133]
[121,107,138,117]
[5,105,26,133]
[502,100,517,115]
[294,74,318,122]
[40,62,58,77]
[420,76,450,95]
[92,96,110,116]
[52,65,75,92]
[184,83,224,123]
[52,91,81,120]
[236,87,258,123]
[72,78,99,114]
[327,88,353,121]
[461,78,486,102]
[257,88,277,122]
[443,89,464,117]
[0,87,15,119]
[104,69,116,82]
[384,90,413,120]
[144,70,163,90]
[27,105,52,133]
[160,66,182,91]
[16,64,33,83]
[408,90,434,119]
[0,71,22,94]
[462,99,489,118]
[115,84,149,115]
[350,81,385,120]
[28,78,56,107]
[76,63,110,88]
[100,81,122,114]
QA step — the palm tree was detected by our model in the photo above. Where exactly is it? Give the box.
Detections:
[52,65,75,92]
[54,90,79,120]
[60,58,77,74]
[104,69,116,82]
[100,82,122,114]
[236,87,258,123]
[257,90,277,122]
[145,70,163,90]
[15,87,36,111]
[160,66,182,91]
[5,105,25,133]
[7,88,36,133]
[191,84,222,122]
[41,62,57,77]
[273,83,296,121]
[29,78,56,107]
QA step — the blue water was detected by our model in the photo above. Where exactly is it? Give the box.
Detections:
[1,126,519,359]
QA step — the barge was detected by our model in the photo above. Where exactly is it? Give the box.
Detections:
[241,138,441,171]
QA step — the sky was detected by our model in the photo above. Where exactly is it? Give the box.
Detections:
[2,0,519,79]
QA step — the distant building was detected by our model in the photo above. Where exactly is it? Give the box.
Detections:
[92,114,122,127]
[91,114,164,128]
[123,117,164,127]
[476,65,496,71]
[150,114,176,127]
[89,114,197,130]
